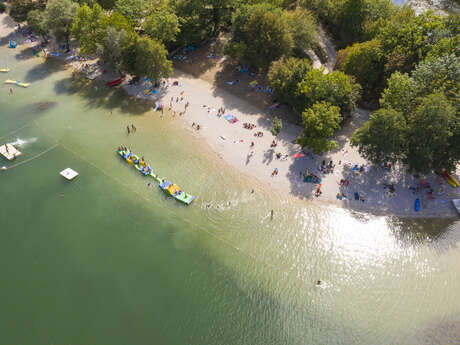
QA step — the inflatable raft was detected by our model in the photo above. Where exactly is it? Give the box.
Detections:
[4,79,30,88]
[116,148,194,205]
[0,68,9,73]
[159,180,195,205]
[107,78,123,87]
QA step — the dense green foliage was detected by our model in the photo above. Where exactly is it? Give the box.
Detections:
[352,56,460,173]
[301,0,396,48]
[132,36,173,81]
[143,8,180,43]
[224,3,293,70]
[297,102,342,154]
[44,0,78,49]
[27,9,49,41]
[268,57,311,110]
[351,107,406,163]
[9,0,45,22]
[0,2,7,13]
[336,39,383,96]
[297,69,361,118]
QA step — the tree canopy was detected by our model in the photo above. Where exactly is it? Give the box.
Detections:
[297,69,361,117]
[297,102,342,154]
[224,3,293,70]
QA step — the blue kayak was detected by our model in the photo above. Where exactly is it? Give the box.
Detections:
[414,198,420,212]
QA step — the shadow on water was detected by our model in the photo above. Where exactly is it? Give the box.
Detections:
[23,57,67,82]
[14,46,40,61]
[387,216,459,251]
[53,74,153,115]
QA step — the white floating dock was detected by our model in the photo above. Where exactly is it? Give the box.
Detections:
[452,199,460,215]
[60,168,79,181]
[0,143,22,160]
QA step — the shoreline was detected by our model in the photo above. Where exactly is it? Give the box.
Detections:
[2,13,459,219]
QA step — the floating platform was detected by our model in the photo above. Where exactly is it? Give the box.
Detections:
[4,79,30,88]
[0,143,21,160]
[0,68,9,73]
[60,168,79,180]
[452,199,460,215]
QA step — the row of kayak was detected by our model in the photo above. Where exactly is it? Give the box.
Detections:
[116,148,195,205]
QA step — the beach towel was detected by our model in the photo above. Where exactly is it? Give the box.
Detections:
[293,153,304,159]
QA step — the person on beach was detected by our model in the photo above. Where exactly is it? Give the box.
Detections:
[192,122,195,128]
[126,125,130,134]
[196,124,200,130]
[176,97,179,103]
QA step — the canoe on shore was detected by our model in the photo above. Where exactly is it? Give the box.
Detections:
[107,78,123,87]
[4,79,30,88]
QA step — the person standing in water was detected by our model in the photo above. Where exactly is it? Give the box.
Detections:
[270,210,274,220]
[126,125,130,134]
[131,124,136,133]
[9,88,13,95]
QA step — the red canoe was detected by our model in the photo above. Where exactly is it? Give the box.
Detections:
[107,78,123,87]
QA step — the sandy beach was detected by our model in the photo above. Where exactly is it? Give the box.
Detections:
[2,12,459,218]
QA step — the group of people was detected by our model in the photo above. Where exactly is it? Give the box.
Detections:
[319,160,334,173]
[192,122,201,130]
[243,122,256,130]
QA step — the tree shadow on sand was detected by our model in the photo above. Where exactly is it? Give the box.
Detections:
[53,74,154,115]
[213,62,300,126]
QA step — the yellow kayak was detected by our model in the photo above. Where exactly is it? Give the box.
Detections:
[0,68,9,73]
[4,79,30,88]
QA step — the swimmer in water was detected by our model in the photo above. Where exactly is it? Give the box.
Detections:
[316,280,322,286]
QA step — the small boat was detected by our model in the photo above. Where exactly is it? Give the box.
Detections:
[414,198,420,212]
[107,78,123,87]
[441,171,460,187]
[159,180,195,205]
[4,79,30,88]
[0,68,9,73]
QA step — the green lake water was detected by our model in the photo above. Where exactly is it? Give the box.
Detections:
[1,47,460,345]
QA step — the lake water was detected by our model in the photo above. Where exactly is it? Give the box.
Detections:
[1,46,459,345]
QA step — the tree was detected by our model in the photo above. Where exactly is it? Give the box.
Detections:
[96,0,117,9]
[412,54,460,102]
[9,0,43,22]
[268,57,311,110]
[27,9,49,42]
[379,71,417,115]
[297,69,361,117]
[283,8,318,52]
[224,3,293,70]
[270,116,282,137]
[71,3,107,55]
[351,108,406,164]
[404,93,459,173]
[114,0,149,26]
[143,9,180,43]
[97,26,127,73]
[45,0,78,50]
[338,39,384,95]
[133,37,172,81]
[297,102,342,154]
